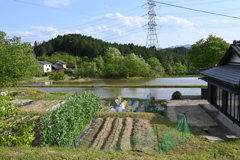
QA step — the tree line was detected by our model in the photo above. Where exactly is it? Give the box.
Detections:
[35,34,191,77]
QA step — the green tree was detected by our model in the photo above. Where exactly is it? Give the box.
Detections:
[0,31,41,88]
[104,47,122,59]
[165,64,173,75]
[102,47,127,77]
[103,56,127,78]
[188,35,229,70]
[147,57,165,77]
[93,56,104,76]
[75,61,98,78]
[172,62,188,75]
[124,53,151,77]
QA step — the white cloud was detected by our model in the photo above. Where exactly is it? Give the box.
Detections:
[31,26,57,32]
[81,25,127,38]
[158,15,196,31]
[115,13,145,28]
[19,26,81,40]
[43,0,72,7]
[94,13,146,28]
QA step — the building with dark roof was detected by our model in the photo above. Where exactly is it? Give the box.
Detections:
[199,40,240,127]
[39,61,52,72]
[52,60,67,71]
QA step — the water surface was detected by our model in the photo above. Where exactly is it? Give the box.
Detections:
[36,87,201,100]
[34,77,206,86]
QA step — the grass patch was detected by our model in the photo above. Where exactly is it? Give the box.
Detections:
[0,146,163,160]
[3,88,74,100]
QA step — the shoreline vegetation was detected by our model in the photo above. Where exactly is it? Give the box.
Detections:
[32,75,203,82]
[19,84,207,88]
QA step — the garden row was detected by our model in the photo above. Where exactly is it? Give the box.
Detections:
[40,91,104,147]
[77,117,160,154]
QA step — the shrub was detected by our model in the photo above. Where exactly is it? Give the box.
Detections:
[49,71,65,81]
[0,95,35,146]
[171,91,182,99]
[64,70,73,76]
[42,72,52,77]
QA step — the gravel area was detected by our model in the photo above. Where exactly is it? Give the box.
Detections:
[167,99,219,128]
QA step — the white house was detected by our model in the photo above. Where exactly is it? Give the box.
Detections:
[39,61,52,72]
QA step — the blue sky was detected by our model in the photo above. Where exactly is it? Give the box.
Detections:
[1,0,240,48]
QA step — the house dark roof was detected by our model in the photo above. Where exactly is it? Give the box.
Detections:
[199,65,240,86]
[39,61,51,65]
[52,64,66,70]
[54,60,66,65]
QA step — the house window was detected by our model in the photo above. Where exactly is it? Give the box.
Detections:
[235,95,240,121]
[217,87,222,108]
[211,85,217,106]
[227,93,240,121]
[228,93,232,116]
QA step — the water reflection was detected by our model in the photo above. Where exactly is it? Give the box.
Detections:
[36,87,201,100]
[34,77,207,86]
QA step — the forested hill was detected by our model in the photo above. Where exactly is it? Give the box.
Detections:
[33,33,189,61]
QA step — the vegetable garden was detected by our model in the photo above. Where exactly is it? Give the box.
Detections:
[0,90,192,154]
[1,88,240,159]
[40,91,103,147]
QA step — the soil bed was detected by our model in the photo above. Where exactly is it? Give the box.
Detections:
[20,100,63,112]
[78,117,159,154]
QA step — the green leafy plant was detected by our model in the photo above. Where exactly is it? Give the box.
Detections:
[40,91,103,147]
[171,91,182,100]
[0,95,36,146]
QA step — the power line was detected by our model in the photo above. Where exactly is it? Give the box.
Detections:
[13,0,145,37]
[13,0,95,16]
[153,1,240,20]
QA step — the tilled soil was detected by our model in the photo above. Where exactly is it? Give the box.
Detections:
[79,117,159,154]
[20,100,62,111]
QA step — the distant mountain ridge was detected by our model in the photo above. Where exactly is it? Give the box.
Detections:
[167,44,192,49]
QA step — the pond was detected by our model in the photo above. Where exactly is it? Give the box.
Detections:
[35,87,201,100]
[34,77,206,86]
[34,77,206,100]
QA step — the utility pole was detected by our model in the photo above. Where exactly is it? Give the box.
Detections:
[146,0,159,49]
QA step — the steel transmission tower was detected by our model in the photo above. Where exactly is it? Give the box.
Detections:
[146,0,159,49]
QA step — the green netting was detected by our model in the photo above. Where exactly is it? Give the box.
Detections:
[162,114,192,151]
